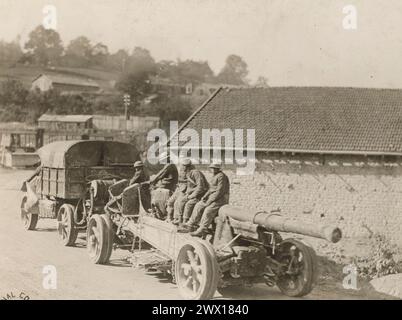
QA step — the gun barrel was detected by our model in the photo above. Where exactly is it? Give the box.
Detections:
[219,205,342,243]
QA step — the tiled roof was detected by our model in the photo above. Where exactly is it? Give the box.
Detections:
[38,114,93,123]
[177,87,402,155]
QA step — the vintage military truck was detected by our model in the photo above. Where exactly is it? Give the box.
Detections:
[86,180,342,300]
[20,140,140,246]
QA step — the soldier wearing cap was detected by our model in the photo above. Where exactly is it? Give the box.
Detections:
[176,158,209,224]
[129,160,150,185]
[180,161,230,237]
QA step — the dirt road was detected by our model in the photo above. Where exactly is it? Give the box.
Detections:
[0,169,391,300]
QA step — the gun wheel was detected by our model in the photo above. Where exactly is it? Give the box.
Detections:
[87,215,110,264]
[21,195,38,231]
[57,204,78,246]
[275,239,317,297]
[175,239,218,300]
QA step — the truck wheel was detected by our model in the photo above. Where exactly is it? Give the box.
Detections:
[21,195,38,231]
[57,204,78,247]
[195,239,220,298]
[87,215,109,264]
[175,239,218,300]
[100,214,114,263]
[275,239,317,297]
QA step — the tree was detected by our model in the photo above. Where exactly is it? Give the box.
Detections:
[63,36,92,67]
[255,76,269,87]
[0,40,23,66]
[0,79,29,105]
[126,47,156,74]
[115,71,152,111]
[137,96,192,129]
[91,42,109,67]
[24,89,61,124]
[216,54,249,85]
[24,25,63,66]
[156,60,178,79]
[176,60,214,83]
[107,49,129,72]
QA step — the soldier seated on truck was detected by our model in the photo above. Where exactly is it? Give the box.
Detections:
[147,161,179,220]
[149,162,178,193]
[176,159,209,225]
[130,161,150,185]
[166,163,187,223]
[179,161,230,237]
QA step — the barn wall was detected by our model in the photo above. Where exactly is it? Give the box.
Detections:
[198,153,402,246]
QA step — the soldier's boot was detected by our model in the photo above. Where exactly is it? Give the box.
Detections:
[190,227,208,238]
[171,218,181,226]
[177,222,197,233]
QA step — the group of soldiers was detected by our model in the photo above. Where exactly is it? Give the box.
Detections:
[129,158,230,237]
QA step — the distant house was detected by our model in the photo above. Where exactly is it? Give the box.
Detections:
[149,76,192,97]
[31,74,100,94]
[92,115,160,132]
[192,82,245,97]
[38,114,93,131]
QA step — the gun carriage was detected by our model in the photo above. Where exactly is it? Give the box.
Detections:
[20,140,139,246]
[19,140,342,299]
[87,180,342,300]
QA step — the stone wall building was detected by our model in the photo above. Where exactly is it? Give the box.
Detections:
[174,87,402,247]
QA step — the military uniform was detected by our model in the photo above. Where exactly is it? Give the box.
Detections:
[179,168,209,222]
[166,168,187,221]
[150,163,178,192]
[129,168,150,185]
[188,170,230,230]
[129,162,151,209]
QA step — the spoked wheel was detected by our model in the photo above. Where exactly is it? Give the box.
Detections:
[175,239,218,300]
[100,214,114,263]
[274,239,317,297]
[87,215,110,264]
[57,204,78,247]
[195,239,220,299]
[20,195,38,231]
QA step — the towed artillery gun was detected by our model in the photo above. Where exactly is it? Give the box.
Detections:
[20,140,140,245]
[86,179,342,300]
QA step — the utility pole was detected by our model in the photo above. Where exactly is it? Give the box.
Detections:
[123,94,131,138]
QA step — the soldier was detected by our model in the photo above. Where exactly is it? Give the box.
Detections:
[129,161,150,185]
[176,159,209,225]
[150,163,178,193]
[149,162,179,220]
[182,161,230,237]
[165,164,187,223]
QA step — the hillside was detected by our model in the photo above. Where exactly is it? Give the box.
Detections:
[0,64,120,93]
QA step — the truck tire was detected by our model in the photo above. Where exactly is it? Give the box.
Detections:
[21,195,38,231]
[100,214,114,263]
[87,215,109,264]
[57,204,78,246]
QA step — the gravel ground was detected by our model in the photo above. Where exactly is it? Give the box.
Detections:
[0,168,394,300]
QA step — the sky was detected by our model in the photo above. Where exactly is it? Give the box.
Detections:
[1,0,402,87]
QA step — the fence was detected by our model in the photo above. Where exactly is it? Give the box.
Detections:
[92,115,160,132]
